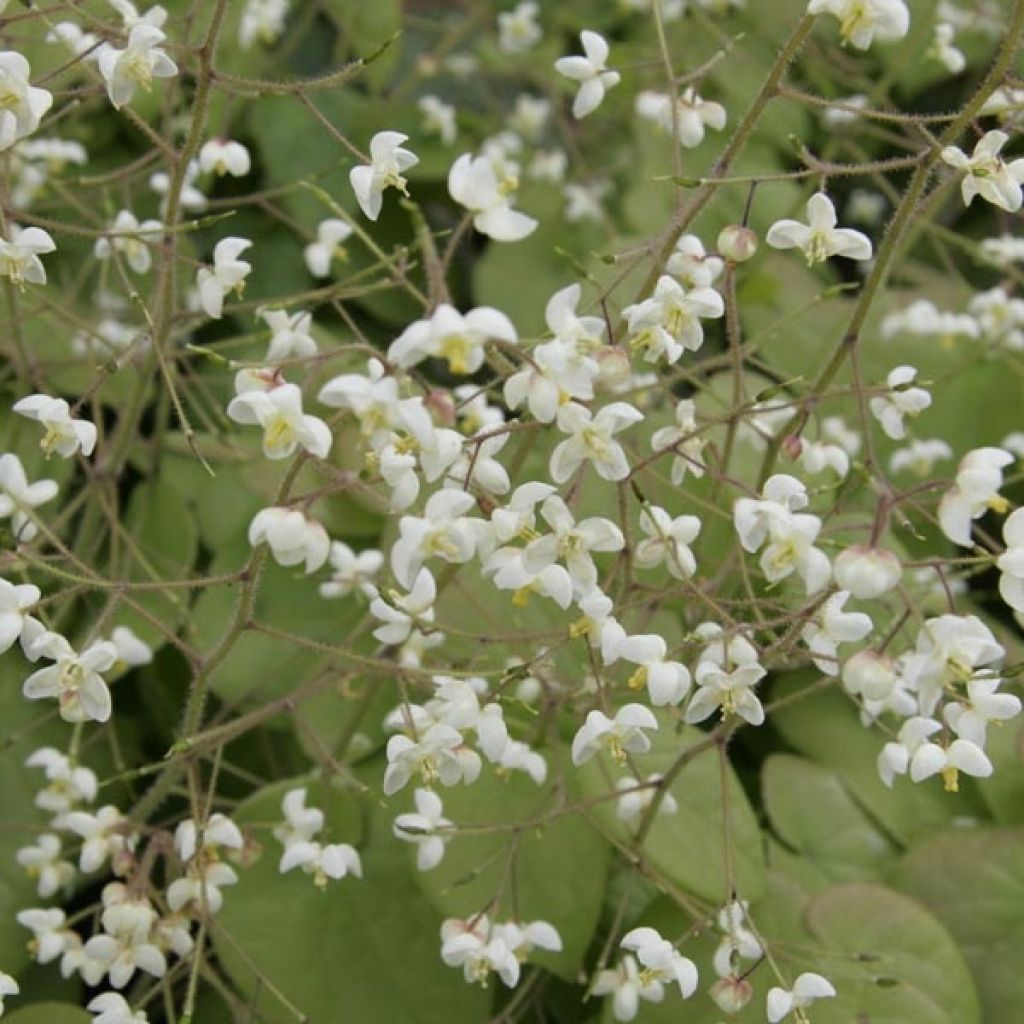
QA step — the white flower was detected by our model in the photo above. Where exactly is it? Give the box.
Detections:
[383,722,480,795]
[869,365,931,440]
[0,224,56,287]
[26,746,98,813]
[274,787,325,846]
[766,972,836,1022]
[227,382,332,460]
[997,508,1024,612]
[498,1,541,53]
[686,658,766,725]
[666,234,724,288]
[713,900,762,978]
[802,590,873,674]
[394,788,451,870]
[17,907,75,964]
[17,833,75,897]
[261,308,317,364]
[64,805,137,872]
[248,506,329,573]
[938,446,1013,547]
[890,438,953,476]
[175,813,244,864]
[97,24,177,109]
[0,52,53,150]
[766,192,872,264]
[110,626,152,667]
[149,159,206,213]
[615,774,677,823]
[448,152,537,241]
[370,568,436,645]
[622,275,724,362]
[621,927,698,998]
[0,971,17,1016]
[167,861,237,915]
[88,992,148,1023]
[833,544,902,598]
[107,0,169,31]
[807,0,909,49]
[563,181,609,223]
[554,31,620,119]
[650,399,705,483]
[304,218,353,277]
[440,916,520,988]
[941,130,1024,212]
[822,93,867,127]
[196,237,252,319]
[279,841,361,887]
[198,138,251,177]
[842,650,899,701]
[22,633,117,723]
[944,675,1021,746]
[509,94,550,141]
[0,576,41,653]
[389,303,516,375]
[551,401,642,483]
[571,704,658,766]
[903,614,1004,715]
[320,542,383,599]
[419,94,457,144]
[239,0,290,49]
[610,632,692,706]
[634,506,700,580]
[635,87,726,148]
[390,490,478,588]
[515,494,623,595]
[93,210,161,274]
[591,955,661,1021]
[13,394,97,458]
[350,131,419,221]
[930,22,965,74]
[878,716,991,791]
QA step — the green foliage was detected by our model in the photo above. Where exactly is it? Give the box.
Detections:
[214,775,489,1024]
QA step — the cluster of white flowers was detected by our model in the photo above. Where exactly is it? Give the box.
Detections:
[0,0,1022,1017]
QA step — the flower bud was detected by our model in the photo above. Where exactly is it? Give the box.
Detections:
[424,389,455,426]
[842,650,898,700]
[782,434,803,461]
[595,346,632,391]
[717,225,758,263]
[710,975,754,1013]
[833,545,902,598]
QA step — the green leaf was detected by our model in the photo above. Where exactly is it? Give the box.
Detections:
[975,718,1024,824]
[762,753,897,881]
[2,1006,89,1024]
[117,478,199,651]
[214,775,489,1024]
[411,765,610,981]
[577,718,766,903]
[803,882,981,1024]
[894,828,1024,1021]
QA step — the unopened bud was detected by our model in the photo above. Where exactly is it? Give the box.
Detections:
[782,434,803,461]
[834,545,902,598]
[595,347,633,391]
[842,650,898,701]
[424,389,456,426]
[710,975,754,1013]
[717,225,758,264]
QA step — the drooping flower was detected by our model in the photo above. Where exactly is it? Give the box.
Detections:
[349,131,419,221]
